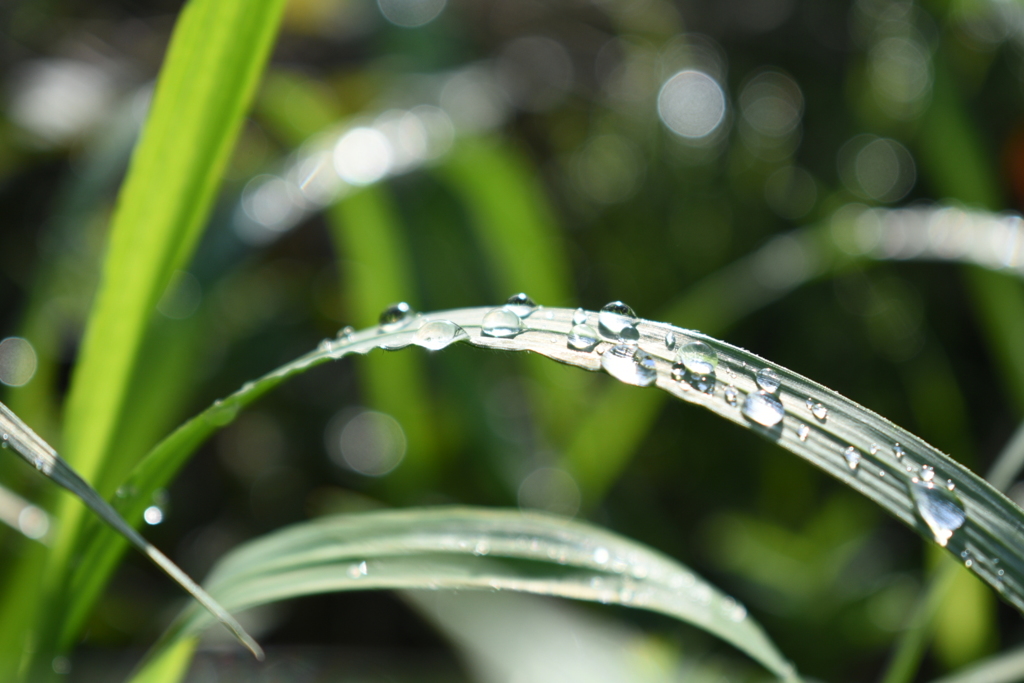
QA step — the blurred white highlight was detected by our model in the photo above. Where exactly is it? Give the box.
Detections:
[657,70,727,140]
[334,127,394,185]
[0,338,38,387]
[377,0,446,27]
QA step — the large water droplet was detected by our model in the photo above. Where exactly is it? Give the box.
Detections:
[755,368,781,394]
[414,320,468,350]
[910,479,966,547]
[741,391,785,428]
[573,308,588,325]
[601,344,657,386]
[504,293,538,318]
[379,302,413,331]
[481,308,524,338]
[844,446,861,470]
[675,341,718,376]
[567,324,600,351]
[598,301,640,341]
[664,332,677,350]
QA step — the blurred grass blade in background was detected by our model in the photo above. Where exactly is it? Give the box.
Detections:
[130,508,798,683]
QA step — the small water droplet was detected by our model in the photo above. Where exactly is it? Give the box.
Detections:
[921,465,935,482]
[593,547,610,565]
[893,443,906,459]
[598,301,639,341]
[208,399,239,426]
[797,424,810,441]
[336,325,355,340]
[965,558,973,568]
[481,308,523,338]
[844,446,861,470]
[742,391,785,428]
[317,338,334,353]
[414,320,468,350]
[347,561,368,579]
[870,444,879,455]
[573,308,587,325]
[567,323,600,351]
[473,540,490,556]
[946,479,955,491]
[601,344,657,386]
[664,331,676,350]
[504,293,537,318]
[961,550,970,560]
[724,386,738,406]
[675,341,718,376]
[756,368,781,394]
[911,479,966,547]
[806,399,828,421]
[378,302,413,331]
[998,568,1005,577]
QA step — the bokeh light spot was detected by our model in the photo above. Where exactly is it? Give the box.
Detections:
[0,338,38,387]
[657,70,727,140]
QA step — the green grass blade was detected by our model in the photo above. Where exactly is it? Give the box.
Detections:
[135,507,797,682]
[927,644,1024,683]
[88,302,1024,648]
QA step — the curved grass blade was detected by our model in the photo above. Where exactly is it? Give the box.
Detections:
[134,507,797,683]
[927,644,1024,683]
[79,301,1024,662]
[0,402,263,660]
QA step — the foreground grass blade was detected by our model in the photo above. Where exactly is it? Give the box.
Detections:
[928,644,1024,683]
[132,508,796,683]
[81,301,1024,671]
[0,401,263,659]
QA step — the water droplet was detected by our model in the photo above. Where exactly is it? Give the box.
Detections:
[797,424,810,441]
[756,368,781,394]
[946,479,955,491]
[870,444,879,455]
[742,391,785,428]
[844,446,861,470]
[893,443,906,460]
[598,301,639,341]
[593,547,610,565]
[568,323,600,351]
[573,308,588,325]
[336,325,355,340]
[481,308,523,338]
[664,332,676,350]
[347,561,369,579]
[414,320,468,350]
[473,540,490,556]
[601,344,657,386]
[724,386,738,406]
[379,302,413,331]
[960,550,969,560]
[910,479,966,547]
[920,465,935,482]
[504,293,537,318]
[675,341,718,376]
[806,399,828,421]
[317,338,334,353]
[965,558,973,568]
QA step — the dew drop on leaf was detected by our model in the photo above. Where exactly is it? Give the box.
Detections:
[893,443,906,460]
[844,446,861,470]
[910,479,966,548]
[413,320,467,350]
[481,308,524,338]
[567,323,600,351]
[378,302,413,331]
[664,331,676,350]
[598,301,639,341]
[806,399,828,421]
[675,341,718,376]
[600,343,657,386]
[724,385,738,407]
[755,367,781,394]
[741,391,784,427]
[504,293,538,318]
[797,423,810,441]
[572,307,587,325]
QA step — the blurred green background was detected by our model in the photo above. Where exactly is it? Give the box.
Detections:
[1,0,1024,680]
